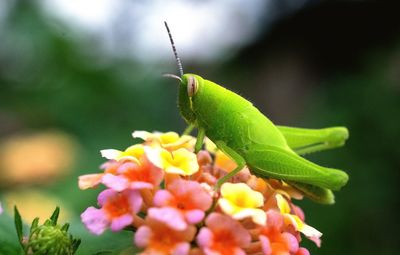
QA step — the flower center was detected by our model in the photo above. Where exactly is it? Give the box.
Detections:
[104,194,130,218]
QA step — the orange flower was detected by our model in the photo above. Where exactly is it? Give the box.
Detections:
[197,213,251,255]
[135,208,196,255]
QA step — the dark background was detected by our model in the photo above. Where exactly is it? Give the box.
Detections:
[0,1,399,254]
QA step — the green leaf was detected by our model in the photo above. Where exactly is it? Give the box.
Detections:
[13,206,23,248]
[49,206,60,225]
[72,238,81,254]
[30,217,39,231]
[61,223,70,231]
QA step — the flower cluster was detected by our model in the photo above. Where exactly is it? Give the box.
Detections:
[80,131,322,255]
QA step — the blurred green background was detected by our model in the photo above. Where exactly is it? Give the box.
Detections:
[0,1,399,254]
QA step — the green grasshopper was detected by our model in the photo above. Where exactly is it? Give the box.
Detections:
[163,22,348,204]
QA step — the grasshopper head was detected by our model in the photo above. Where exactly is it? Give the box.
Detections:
[177,74,204,124]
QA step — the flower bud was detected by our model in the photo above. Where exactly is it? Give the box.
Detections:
[15,206,81,255]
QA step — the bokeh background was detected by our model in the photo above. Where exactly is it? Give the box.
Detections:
[0,0,399,254]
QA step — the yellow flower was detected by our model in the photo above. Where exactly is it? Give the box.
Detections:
[132,131,195,151]
[100,144,144,164]
[276,194,322,239]
[145,147,199,176]
[219,183,266,225]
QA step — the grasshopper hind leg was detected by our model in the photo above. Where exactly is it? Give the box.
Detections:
[286,181,335,204]
[245,145,348,191]
[277,126,349,155]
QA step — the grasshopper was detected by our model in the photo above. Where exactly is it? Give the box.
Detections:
[163,22,348,204]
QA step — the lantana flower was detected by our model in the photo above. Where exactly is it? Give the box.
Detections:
[145,147,199,176]
[153,179,212,224]
[218,182,266,225]
[133,131,195,151]
[79,158,124,190]
[100,144,145,164]
[259,210,310,255]
[134,207,196,255]
[197,213,251,255]
[81,189,142,235]
[276,194,322,246]
[102,158,164,191]
[79,130,330,255]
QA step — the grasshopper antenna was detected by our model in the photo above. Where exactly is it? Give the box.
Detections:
[164,21,184,77]
[162,73,182,82]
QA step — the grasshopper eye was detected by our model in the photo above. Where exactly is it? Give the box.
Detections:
[187,75,199,97]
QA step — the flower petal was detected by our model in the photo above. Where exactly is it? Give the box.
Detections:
[259,235,272,255]
[276,193,291,214]
[171,242,191,255]
[81,207,108,235]
[281,232,299,253]
[101,149,122,160]
[78,174,103,190]
[148,207,187,231]
[196,228,213,248]
[110,214,134,231]
[233,208,266,226]
[153,190,175,207]
[134,225,152,248]
[97,189,117,206]
[132,130,153,141]
[102,173,129,192]
[184,210,205,224]
[301,225,322,247]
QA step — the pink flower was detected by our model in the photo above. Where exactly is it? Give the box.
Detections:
[81,189,142,235]
[197,213,251,255]
[134,207,196,255]
[0,202,3,215]
[102,157,164,192]
[153,179,212,224]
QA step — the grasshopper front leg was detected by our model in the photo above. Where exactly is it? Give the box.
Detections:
[194,127,206,153]
[182,123,195,135]
[277,126,349,155]
[214,141,246,189]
